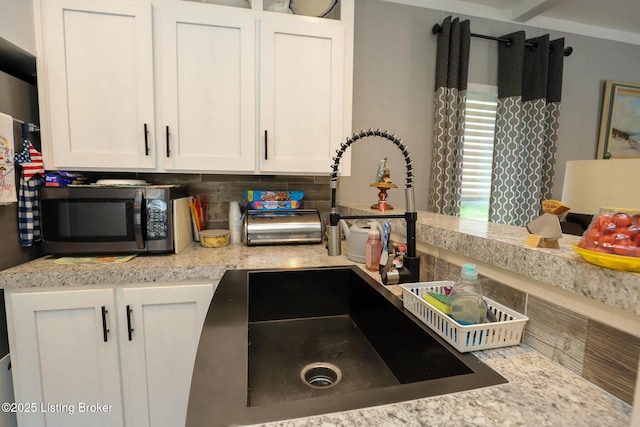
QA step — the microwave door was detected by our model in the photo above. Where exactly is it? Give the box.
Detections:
[40,187,147,255]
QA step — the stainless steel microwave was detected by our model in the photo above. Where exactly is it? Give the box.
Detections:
[40,185,191,255]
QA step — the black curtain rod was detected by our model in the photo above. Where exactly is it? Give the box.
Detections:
[432,23,573,57]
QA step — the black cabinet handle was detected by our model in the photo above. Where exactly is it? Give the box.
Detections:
[126,305,134,341]
[143,123,150,156]
[264,130,268,160]
[133,191,144,249]
[166,125,171,158]
[101,306,109,342]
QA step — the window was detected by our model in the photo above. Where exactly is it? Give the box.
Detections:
[460,83,498,221]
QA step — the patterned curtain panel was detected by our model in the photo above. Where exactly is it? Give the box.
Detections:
[427,16,470,216]
[489,32,565,226]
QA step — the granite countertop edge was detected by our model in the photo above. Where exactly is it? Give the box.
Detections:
[340,205,640,316]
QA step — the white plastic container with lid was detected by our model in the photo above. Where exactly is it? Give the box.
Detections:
[448,263,486,325]
[364,224,382,272]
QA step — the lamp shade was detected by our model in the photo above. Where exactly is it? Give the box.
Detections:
[561,159,640,215]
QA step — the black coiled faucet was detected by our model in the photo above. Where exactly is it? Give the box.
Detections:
[327,129,420,284]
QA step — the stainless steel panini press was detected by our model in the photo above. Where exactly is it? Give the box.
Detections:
[242,209,323,246]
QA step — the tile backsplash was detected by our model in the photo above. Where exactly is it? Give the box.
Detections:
[88,172,332,230]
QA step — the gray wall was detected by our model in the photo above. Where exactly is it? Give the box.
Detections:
[0,70,41,271]
[338,0,640,210]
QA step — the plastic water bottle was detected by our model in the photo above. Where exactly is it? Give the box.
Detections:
[448,263,486,325]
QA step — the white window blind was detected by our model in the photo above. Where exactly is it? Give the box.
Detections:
[460,83,498,221]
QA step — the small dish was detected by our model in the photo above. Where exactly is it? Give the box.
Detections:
[289,0,338,17]
[200,229,230,248]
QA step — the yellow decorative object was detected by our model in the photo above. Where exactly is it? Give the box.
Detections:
[573,243,640,272]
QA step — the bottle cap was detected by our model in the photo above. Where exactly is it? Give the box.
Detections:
[368,223,380,237]
[461,263,478,280]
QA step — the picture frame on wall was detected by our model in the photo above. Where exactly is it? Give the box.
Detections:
[597,80,640,159]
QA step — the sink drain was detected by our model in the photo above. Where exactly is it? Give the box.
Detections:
[300,362,342,389]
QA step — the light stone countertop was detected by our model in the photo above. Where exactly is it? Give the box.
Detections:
[0,241,357,289]
[0,211,634,426]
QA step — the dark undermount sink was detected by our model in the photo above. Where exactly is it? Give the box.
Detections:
[187,266,507,427]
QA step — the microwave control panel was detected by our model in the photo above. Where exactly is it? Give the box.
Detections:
[146,199,168,240]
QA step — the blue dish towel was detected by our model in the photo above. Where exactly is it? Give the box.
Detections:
[15,123,44,247]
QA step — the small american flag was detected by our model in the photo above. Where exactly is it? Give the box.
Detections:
[15,139,44,180]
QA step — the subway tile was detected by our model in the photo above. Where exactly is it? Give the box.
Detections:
[201,174,258,182]
[480,279,527,314]
[523,296,588,376]
[256,175,315,183]
[583,320,640,404]
[416,250,435,282]
[204,220,228,231]
[207,201,230,222]
[140,173,200,184]
[434,258,459,283]
[188,181,230,192]
[313,175,331,183]
[289,183,331,201]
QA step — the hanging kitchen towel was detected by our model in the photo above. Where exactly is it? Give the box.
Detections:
[0,112,17,205]
[15,123,45,247]
[17,174,44,246]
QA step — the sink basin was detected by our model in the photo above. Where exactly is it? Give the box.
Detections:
[187,266,507,426]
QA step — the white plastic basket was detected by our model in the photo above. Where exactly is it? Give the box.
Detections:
[400,281,528,353]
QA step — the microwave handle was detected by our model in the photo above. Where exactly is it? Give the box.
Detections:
[134,191,145,249]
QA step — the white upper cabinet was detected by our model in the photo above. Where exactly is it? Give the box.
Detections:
[39,0,156,170]
[259,14,344,174]
[156,2,256,172]
[35,0,353,174]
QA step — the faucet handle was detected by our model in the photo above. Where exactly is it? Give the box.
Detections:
[327,225,342,256]
[381,248,399,285]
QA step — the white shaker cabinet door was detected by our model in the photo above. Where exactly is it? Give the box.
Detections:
[259,14,344,174]
[157,2,256,172]
[8,288,124,427]
[118,283,213,427]
[41,0,156,170]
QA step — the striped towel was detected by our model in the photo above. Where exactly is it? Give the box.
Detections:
[18,174,44,246]
[15,125,45,246]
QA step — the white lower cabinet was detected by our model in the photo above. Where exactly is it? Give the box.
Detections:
[118,284,213,427]
[5,282,214,427]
